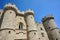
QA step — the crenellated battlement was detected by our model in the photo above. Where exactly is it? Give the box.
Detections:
[4,3,34,17]
[42,15,54,22]
[4,3,18,10]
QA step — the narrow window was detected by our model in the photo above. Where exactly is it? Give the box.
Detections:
[39,38,40,39]
[10,11,12,14]
[19,25,20,29]
[19,22,23,30]
[40,28,43,30]
[41,33,44,37]
[34,33,36,35]
[9,31,11,34]
[31,16,33,18]
[49,27,51,29]
[27,25,28,27]
[56,38,58,40]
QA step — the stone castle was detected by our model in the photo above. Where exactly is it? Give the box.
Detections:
[0,3,60,40]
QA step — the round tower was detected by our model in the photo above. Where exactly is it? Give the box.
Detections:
[25,9,39,40]
[0,3,17,40]
[42,15,60,40]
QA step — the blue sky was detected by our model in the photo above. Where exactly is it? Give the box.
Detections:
[0,0,60,29]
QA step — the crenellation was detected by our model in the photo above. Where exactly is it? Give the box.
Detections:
[42,15,54,22]
[25,9,34,14]
[4,3,18,10]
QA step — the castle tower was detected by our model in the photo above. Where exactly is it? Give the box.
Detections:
[25,9,39,40]
[0,3,17,40]
[42,15,60,40]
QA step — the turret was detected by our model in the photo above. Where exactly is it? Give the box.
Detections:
[24,9,39,40]
[42,15,60,40]
[0,3,17,40]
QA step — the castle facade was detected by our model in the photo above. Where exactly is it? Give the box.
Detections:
[0,3,60,40]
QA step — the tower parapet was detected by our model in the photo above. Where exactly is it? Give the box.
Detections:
[24,9,34,17]
[42,15,54,22]
[4,3,22,14]
[4,3,18,10]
